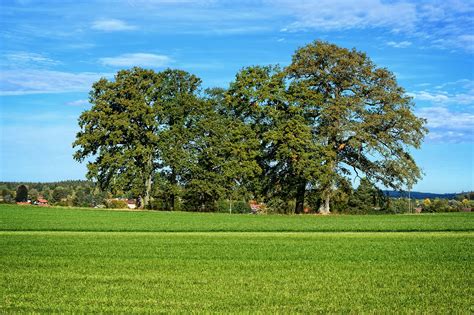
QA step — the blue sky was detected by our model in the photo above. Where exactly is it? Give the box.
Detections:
[0,0,473,193]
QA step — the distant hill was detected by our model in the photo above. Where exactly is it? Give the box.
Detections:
[383,190,460,200]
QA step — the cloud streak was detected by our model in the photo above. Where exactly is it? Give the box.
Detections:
[91,18,137,31]
[99,53,172,68]
[274,0,417,31]
[2,52,60,67]
[416,106,474,143]
[409,79,474,107]
[386,41,412,48]
[0,70,108,95]
[66,99,90,106]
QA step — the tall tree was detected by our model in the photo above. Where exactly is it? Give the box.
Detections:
[154,69,204,210]
[226,66,323,213]
[182,88,261,211]
[286,41,427,213]
[74,68,160,208]
[73,68,206,209]
[348,178,386,213]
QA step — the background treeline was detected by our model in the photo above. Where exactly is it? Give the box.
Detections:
[0,181,471,214]
[0,181,106,207]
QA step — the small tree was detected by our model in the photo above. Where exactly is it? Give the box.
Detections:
[349,178,386,213]
[51,187,68,203]
[15,185,28,202]
[29,188,39,202]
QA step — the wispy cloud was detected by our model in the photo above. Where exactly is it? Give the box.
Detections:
[0,70,108,95]
[416,107,474,143]
[99,53,172,68]
[91,18,137,31]
[273,0,474,52]
[409,79,474,107]
[409,91,450,103]
[66,99,89,106]
[275,0,417,31]
[2,52,60,67]
[386,41,412,48]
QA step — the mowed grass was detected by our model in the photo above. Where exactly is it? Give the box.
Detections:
[0,205,473,313]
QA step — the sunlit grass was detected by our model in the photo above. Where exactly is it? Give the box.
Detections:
[0,205,472,312]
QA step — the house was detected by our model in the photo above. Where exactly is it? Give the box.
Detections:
[36,198,49,206]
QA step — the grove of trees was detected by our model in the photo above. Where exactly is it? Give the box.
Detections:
[72,41,428,213]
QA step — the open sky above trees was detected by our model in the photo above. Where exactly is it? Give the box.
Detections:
[0,0,473,193]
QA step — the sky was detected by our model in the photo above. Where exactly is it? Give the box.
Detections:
[0,0,473,193]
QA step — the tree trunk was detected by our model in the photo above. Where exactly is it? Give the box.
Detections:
[170,169,177,211]
[319,194,330,214]
[295,180,306,214]
[143,157,153,209]
[143,173,152,209]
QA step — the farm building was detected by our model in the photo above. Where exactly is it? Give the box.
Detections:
[36,198,48,206]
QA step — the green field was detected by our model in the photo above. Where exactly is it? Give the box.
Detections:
[1,205,473,313]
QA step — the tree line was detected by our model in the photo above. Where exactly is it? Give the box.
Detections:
[1,180,471,213]
[72,41,428,214]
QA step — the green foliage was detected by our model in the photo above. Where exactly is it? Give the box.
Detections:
[347,178,387,214]
[265,197,295,214]
[51,187,69,203]
[15,185,28,202]
[216,200,251,214]
[1,188,14,203]
[28,188,39,201]
[226,65,323,214]
[423,198,459,213]
[285,41,427,213]
[73,68,162,208]
[68,41,426,213]
[224,41,426,214]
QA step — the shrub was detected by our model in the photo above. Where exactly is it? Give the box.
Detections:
[266,198,294,214]
[105,199,128,209]
[217,200,251,214]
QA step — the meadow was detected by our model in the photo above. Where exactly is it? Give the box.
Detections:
[1,204,472,313]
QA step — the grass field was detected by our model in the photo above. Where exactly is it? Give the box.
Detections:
[1,204,473,313]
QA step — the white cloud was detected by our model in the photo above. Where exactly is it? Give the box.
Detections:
[91,19,137,31]
[408,91,450,103]
[410,79,474,143]
[272,0,473,52]
[0,70,107,95]
[274,0,417,31]
[386,41,412,48]
[418,107,474,129]
[409,80,474,107]
[416,107,474,143]
[66,99,90,106]
[2,52,60,67]
[99,53,172,68]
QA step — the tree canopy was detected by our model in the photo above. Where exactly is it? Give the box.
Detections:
[15,185,28,202]
[73,41,427,213]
